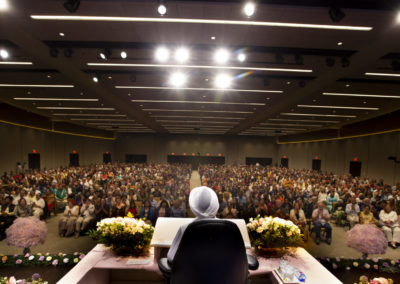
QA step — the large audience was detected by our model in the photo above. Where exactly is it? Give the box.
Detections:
[1,163,400,249]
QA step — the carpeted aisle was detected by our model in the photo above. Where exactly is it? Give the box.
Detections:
[189,170,202,189]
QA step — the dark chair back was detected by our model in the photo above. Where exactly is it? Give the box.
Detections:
[170,219,248,284]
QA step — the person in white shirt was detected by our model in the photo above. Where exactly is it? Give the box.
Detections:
[32,191,45,219]
[379,203,400,249]
[75,198,95,238]
[345,197,360,228]
[317,188,328,203]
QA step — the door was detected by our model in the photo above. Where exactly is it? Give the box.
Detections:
[69,153,79,167]
[281,158,289,168]
[349,161,362,177]
[125,154,147,163]
[312,159,321,171]
[103,153,112,164]
[246,157,272,166]
[28,153,40,170]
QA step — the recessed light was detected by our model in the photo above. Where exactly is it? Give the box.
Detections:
[337,41,343,46]
[214,73,232,89]
[202,95,206,98]
[323,92,400,99]
[59,32,65,37]
[0,49,9,59]
[0,84,74,88]
[93,76,99,83]
[363,101,367,104]
[100,53,106,60]
[345,84,350,87]
[80,92,84,95]
[205,78,209,81]
[286,81,291,85]
[47,75,52,78]
[237,53,246,62]
[157,3,167,15]
[108,76,112,79]
[27,91,31,95]
[312,99,316,102]
[297,104,379,110]
[174,47,190,63]
[214,49,230,64]
[128,93,131,96]
[169,72,187,87]
[211,36,216,40]
[365,72,400,77]
[243,2,256,17]
[120,51,127,59]
[30,15,374,31]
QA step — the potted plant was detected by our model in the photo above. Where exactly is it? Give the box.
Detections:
[247,216,303,257]
[88,216,154,257]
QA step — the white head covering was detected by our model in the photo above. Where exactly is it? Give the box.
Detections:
[189,186,219,219]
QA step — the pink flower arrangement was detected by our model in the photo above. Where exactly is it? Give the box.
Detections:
[15,259,22,264]
[346,224,387,256]
[5,217,47,249]
[52,259,58,266]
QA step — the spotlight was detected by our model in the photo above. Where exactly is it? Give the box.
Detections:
[326,57,335,67]
[243,2,256,17]
[155,47,169,62]
[0,0,9,11]
[49,48,58,58]
[237,53,246,62]
[99,49,111,60]
[341,57,350,68]
[174,47,190,63]
[169,72,187,87]
[120,51,127,59]
[275,53,284,64]
[93,76,99,83]
[0,49,9,59]
[294,54,303,65]
[392,60,400,71]
[157,0,167,15]
[64,48,73,58]
[214,49,230,64]
[214,73,232,89]
[329,6,345,22]
[63,0,80,13]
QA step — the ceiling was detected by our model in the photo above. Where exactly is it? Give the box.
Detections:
[0,0,400,137]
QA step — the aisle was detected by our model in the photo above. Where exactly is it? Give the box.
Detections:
[189,170,202,190]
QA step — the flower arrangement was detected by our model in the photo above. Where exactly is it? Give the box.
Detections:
[346,224,387,258]
[318,257,400,273]
[88,217,154,256]
[359,275,393,284]
[0,252,85,267]
[247,216,303,254]
[0,273,48,284]
[6,217,47,254]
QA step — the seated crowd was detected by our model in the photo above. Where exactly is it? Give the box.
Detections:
[0,163,191,238]
[1,163,400,249]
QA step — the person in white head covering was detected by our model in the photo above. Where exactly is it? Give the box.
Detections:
[32,190,45,219]
[167,186,219,263]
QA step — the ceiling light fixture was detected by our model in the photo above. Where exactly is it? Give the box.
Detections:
[14,98,98,101]
[93,76,99,83]
[323,92,400,99]
[155,47,169,62]
[70,119,135,121]
[169,72,187,87]
[120,51,127,59]
[53,113,126,117]
[30,15,373,31]
[131,99,264,106]
[214,73,232,89]
[260,123,322,127]
[99,49,111,60]
[142,109,253,114]
[211,36,216,40]
[88,62,312,73]
[59,32,65,37]
[280,113,356,118]
[337,41,343,46]
[151,115,245,120]
[269,118,339,123]
[365,72,400,77]
[0,49,9,59]
[297,104,379,110]
[157,0,167,16]
[174,47,190,63]
[0,0,9,11]
[37,107,115,110]
[115,85,282,93]
[243,2,256,17]
[0,84,74,88]
[238,53,246,62]
[214,49,230,64]
[0,61,32,65]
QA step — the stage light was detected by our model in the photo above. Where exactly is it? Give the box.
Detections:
[214,73,232,89]
[155,47,169,62]
[337,41,343,46]
[0,0,8,11]
[169,72,187,87]
[174,47,190,63]
[63,0,80,13]
[59,32,65,37]
[64,48,73,58]
[93,76,99,83]
[121,51,127,59]
[341,57,350,67]
[0,49,9,59]
[243,2,255,17]
[214,49,230,64]
[100,49,111,60]
[158,0,167,15]
[326,57,335,67]
[238,53,246,62]
[329,6,345,22]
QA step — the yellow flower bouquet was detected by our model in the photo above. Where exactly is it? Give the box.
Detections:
[88,217,154,256]
[247,216,303,255]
